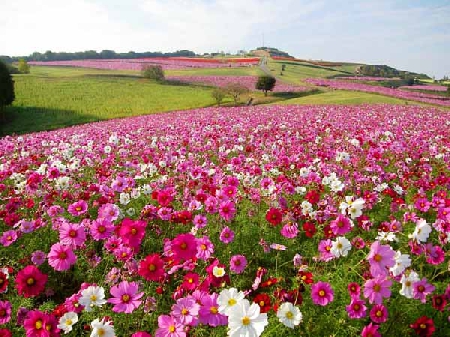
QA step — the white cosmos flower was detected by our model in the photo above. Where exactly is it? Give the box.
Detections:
[79,286,107,312]
[330,236,352,258]
[400,271,420,298]
[119,192,130,205]
[409,219,432,243]
[57,312,78,334]
[227,299,268,337]
[90,318,115,337]
[213,266,226,278]
[390,251,411,277]
[276,302,302,329]
[218,288,245,315]
[375,231,398,242]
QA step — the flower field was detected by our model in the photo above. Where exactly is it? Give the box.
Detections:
[400,85,449,93]
[1,104,450,336]
[166,76,310,93]
[28,58,260,71]
[306,78,450,107]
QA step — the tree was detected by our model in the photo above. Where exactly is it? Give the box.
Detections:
[0,61,15,120]
[256,76,276,96]
[142,65,165,82]
[211,88,226,106]
[18,59,30,74]
[224,83,249,104]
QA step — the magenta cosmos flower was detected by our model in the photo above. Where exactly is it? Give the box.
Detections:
[90,218,115,241]
[219,226,234,244]
[0,300,12,324]
[366,241,395,277]
[412,278,435,303]
[311,281,334,306]
[346,298,367,319]
[47,243,77,271]
[198,292,227,327]
[108,280,144,313]
[67,200,88,216]
[218,200,236,222]
[59,222,86,247]
[119,218,147,248]
[172,233,197,261]
[370,304,388,323]
[361,322,381,337]
[363,277,392,304]
[230,255,247,274]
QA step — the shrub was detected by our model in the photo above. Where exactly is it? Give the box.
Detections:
[18,59,30,74]
[256,76,276,96]
[0,61,15,119]
[224,83,249,104]
[211,88,226,106]
[142,65,165,82]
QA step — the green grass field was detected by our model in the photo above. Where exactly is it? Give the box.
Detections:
[2,66,219,135]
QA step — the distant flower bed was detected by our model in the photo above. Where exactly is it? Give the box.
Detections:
[399,85,448,92]
[167,75,310,92]
[29,58,260,71]
[306,78,450,107]
[338,77,396,81]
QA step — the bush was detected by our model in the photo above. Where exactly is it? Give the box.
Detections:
[256,76,276,96]
[211,88,226,106]
[142,65,165,82]
[0,61,15,118]
[224,83,249,104]
[18,59,30,74]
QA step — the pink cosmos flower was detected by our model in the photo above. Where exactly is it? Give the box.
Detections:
[0,230,18,247]
[98,203,120,221]
[363,277,392,304]
[67,200,88,216]
[330,214,352,235]
[172,234,197,261]
[193,214,208,228]
[155,315,186,337]
[132,332,152,337]
[0,300,12,324]
[196,236,214,261]
[219,226,234,244]
[31,250,47,266]
[23,310,59,337]
[198,293,227,327]
[366,241,395,277]
[47,243,77,271]
[346,298,367,319]
[361,322,381,337]
[90,218,115,241]
[280,222,299,239]
[230,255,247,274]
[59,222,86,247]
[108,280,144,313]
[317,239,335,262]
[311,281,334,306]
[171,296,200,325]
[412,278,435,303]
[119,218,147,248]
[218,200,236,222]
[347,282,361,298]
[369,304,388,323]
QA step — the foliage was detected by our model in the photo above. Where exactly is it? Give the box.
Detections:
[0,61,15,114]
[224,83,249,104]
[447,85,450,97]
[211,87,226,106]
[18,58,30,74]
[256,76,276,96]
[357,64,429,80]
[142,65,165,82]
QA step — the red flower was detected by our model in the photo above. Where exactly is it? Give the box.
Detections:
[305,190,320,204]
[138,254,165,282]
[182,272,199,291]
[303,222,317,238]
[253,293,272,313]
[298,271,314,284]
[410,316,435,337]
[118,218,147,248]
[15,265,47,298]
[0,271,8,293]
[431,294,447,312]
[260,278,279,288]
[266,208,283,226]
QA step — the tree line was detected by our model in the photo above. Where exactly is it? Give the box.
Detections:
[0,49,196,63]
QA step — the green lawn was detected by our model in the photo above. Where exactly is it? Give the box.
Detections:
[268,60,351,85]
[275,89,424,105]
[2,66,218,135]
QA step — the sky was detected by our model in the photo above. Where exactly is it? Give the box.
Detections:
[1,0,449,78]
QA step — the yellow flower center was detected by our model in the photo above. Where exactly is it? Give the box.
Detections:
[46,323,52,331]
[69,230,77,237]
[181,308,189,315]
[27,277,35,285]
[259,301,265,307]
[201,244,207,250]
[90,295,97,302]
[131,228,137,235]
[374,254,382,262]
[354,304,360,310]
[75,206,82,211]
[210,306,218,314]
[373,285,381,292]
[228,298,237,306]
[149,264,156,272]
[65,319,73,326]
[242,316,251,326]
[122,294,130,303]
[420,324,427,329]
[376,310,382,317]
[98,328,105,336]
[169,325,176,333]
[35,320,43,329]
[319,290,325,297]
[286,311,294,319]
[98,226,106,233]
[180,242,187,250]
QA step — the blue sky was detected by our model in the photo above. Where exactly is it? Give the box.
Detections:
[2,0,449,78]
